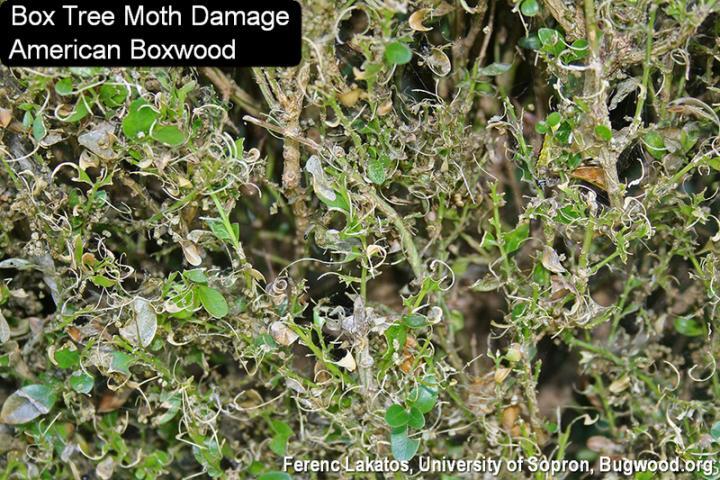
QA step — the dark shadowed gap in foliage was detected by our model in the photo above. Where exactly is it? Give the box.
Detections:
[618,309,642,335]
[337,8,370,44]
[10,220,30,243]
[457,290,507,361]
[589,268,623,308]
[617,143,644,194]
[608,90,639,131]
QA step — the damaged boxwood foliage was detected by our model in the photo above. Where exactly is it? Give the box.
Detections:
[1,0,720,478]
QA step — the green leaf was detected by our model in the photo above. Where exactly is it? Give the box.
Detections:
[269,420,293,456]
[477,62,512,76]
[32,116,46,141]
[708,157,720,171]
[269,436,288,456]
[407,406,426,429]
[594,124,613,142]
[711,422,720,441]
[0,384,57,424]
[90,275,116,288]
[390,428,420,461]
[385,404,411,428]
[270,419,293,438]
[69,371,94,394]
[673,316,706,337]
[258,473,291,480]
[99,83,127,108]
[504,223,529,254]
[193,437,223,478]
[208,219,240,243]
[403,314,429,329]
[409,376,439,414]
[55,78,74,96]
[368,156,387,185]
[519,35,541,50]
[538,28,565,56]
[122,99,159,140]
[196,285,229,319]
[384,42,413,65]
[520,0,539,16]
[384,324,407,353]
[54,348,79,369]
[642,131,666,160]
[538,28,560,46]
[569,39,590,58]
[110,351,134,375]
[555,121,573,144]
[177,80,197,105]
[546,112,562,127]
[184,269,208,284]
[152,125,186,146]
[61,95,91,123]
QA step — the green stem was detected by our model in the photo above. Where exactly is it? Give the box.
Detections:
[490,183,513,279]
[632,5,657,127]
[366,189,424,279]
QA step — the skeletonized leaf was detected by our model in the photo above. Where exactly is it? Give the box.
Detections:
[78,122,117,160]
[477,62,512,76]
[0,311,9,344]
[119,297,157,348]
[270,321,299,346]
[305,155,337,202]
[0,384,57,425]
[426,48,451,77]
[95,456,115,480]
[470,274,504,292]
[542,246,566,273]
[0,258,33,270]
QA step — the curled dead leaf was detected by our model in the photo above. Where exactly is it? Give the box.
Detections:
[409,8,432,31]
[339,88,363,107]
[501,405,522,435]
[97,388,132,413]
[400,354,414,374]
[334,350,357,372]
[81,252,97,269]
[494,367,511,384]
[0,108,12,128]
[378,100,393,116]
[542,246,566,273]
[180,240,203,267]
[78,151,100,171]
[609,375,631,394]
[571,166,607,191]
[270,321,299,346]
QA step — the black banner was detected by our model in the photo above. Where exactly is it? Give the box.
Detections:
[0,0,301,66]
